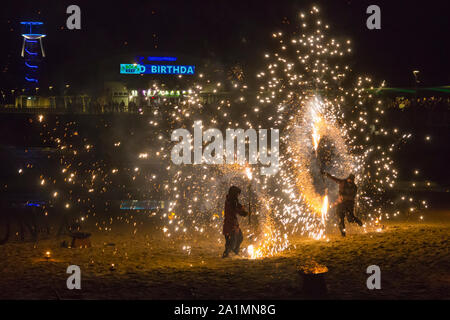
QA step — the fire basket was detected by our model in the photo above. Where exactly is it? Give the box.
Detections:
[298,261,329,298]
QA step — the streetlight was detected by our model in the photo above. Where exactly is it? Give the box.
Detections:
[412,70,420,105]
[412,70,420,84]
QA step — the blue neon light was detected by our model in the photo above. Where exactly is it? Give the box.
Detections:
[21,22,44,25]
[147,56,177,61]
[26,202,42,207]
[120,64,195,75]
[25,48,38,55]
[25,77,38,83]
[25,39,38,43]
[20,22,45,38]
[25,62,38,68]
[22,34,46,37]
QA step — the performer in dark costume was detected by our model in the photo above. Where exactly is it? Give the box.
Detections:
[322,172,363,237]
[222,186,248,258]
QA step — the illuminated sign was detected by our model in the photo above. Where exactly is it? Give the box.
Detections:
[121,64,145,74]
[120,64,195,75]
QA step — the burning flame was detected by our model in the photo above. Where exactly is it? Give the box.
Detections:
[246,217,288,259]
[245,167,253,180]
[321,195,328,226]
[247,244,255,258]
[299,260,328,274]
[311,100,323,152]
[312,121,321,152]
[247,242,267,260]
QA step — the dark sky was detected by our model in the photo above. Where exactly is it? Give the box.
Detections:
[1,0,449,89]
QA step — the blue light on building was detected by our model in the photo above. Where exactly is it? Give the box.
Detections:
[20,21,46,87]
[147,56,177,61]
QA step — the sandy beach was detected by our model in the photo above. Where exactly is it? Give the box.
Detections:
[0,210,448,300]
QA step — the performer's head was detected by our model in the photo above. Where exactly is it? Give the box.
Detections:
[347,174,355,182]
[227,186,241,200]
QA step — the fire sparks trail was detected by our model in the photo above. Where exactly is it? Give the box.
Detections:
[311,102,324,154]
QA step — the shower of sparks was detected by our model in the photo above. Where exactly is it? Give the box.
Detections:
[25,5,427,261]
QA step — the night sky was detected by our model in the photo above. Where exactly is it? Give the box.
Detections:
[1,0,449,89]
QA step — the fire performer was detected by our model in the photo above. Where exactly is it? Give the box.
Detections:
[321,171,363,237]
[222,186,249,258]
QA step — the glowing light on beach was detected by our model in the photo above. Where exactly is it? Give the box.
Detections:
[44,251,51,261]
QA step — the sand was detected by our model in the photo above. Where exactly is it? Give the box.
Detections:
[0,211,448,300]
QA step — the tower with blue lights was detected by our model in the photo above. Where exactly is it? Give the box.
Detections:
[20,21,46,87]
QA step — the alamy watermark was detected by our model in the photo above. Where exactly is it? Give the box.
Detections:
[171,121,279,175]
[66,5,81,30]
[366,5,381,30]
[366,265,381,289]
[66,265,81,289]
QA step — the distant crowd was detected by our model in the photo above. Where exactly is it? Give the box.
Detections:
[3,95,450,114]
[67,101,142,114]
[386,96,450,110]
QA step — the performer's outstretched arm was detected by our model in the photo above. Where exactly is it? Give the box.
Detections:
[236,203,249,217]
[324,172,344,184]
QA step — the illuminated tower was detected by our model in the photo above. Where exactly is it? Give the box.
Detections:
[20,21,46,85]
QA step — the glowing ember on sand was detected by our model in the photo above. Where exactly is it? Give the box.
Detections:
[299,260,329,275]
[247,220,288,260]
